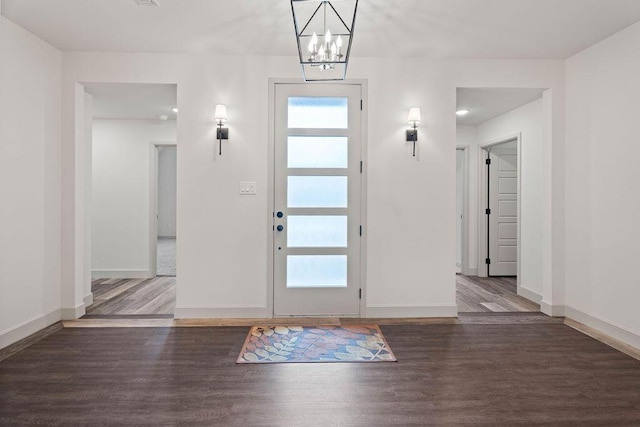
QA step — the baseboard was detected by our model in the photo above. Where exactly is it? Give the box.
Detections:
[61,304,86,320]
[364,305,458,318]
[92,269,151,279]
[83,293,94,307]
[517,286,542,304]
[462,267,478,276]
[0,309,61,349]
[540,300,565,317]
[174,307,271,319]
[564,306,640,351]
[158,235,176,238]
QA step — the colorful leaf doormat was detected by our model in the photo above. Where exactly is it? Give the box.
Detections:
[237,325,396,364]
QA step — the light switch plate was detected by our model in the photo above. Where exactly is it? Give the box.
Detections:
[239,181,257,195]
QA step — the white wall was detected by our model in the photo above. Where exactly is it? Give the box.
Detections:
[476,98,545,301]
[0,17,62,347]
[565,20,640,347]
[59,53,565,319]
[91,119,176,277]
[157,146,177,237]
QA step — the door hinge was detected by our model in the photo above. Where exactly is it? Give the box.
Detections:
[359,288,362,299]
[485,158,491,165]
[359,225,362,236]
[485,258,491,265]
[360,99,363,110]
[486,208,491,215]
[360,161,363,173]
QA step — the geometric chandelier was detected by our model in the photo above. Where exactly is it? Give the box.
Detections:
[290,0,359,81]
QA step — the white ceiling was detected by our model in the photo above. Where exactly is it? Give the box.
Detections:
[456,88,545,125]
[3,0,640,59]
[84,83,177,120]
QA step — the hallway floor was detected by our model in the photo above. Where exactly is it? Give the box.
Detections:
[456,274,540,313]
[86,277,175,317]
[84,274,535,318]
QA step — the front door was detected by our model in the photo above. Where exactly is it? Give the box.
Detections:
[273,83,362,316]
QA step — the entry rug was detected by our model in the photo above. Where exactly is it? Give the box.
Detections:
[237,325,396,364]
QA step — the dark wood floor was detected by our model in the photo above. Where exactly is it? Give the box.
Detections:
[1,322,639,425]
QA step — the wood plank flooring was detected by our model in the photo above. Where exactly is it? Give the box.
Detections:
[456,274,539,313]
[1,323,639,425]
[86,275,535,318]
[86,277,175,316]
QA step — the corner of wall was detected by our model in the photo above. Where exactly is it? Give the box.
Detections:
[540,300,565,317]
[61,304,86,320]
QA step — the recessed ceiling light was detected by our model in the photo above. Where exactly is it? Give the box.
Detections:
[134,0,159,6]
[456,109,470,116]
[172,107,178,113]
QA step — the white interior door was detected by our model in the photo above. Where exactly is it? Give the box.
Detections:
[273,83,362,316]
[488,142,518,276]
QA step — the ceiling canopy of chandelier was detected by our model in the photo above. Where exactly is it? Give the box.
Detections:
[290,0,359,81]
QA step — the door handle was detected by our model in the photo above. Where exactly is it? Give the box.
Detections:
[277,225,284,232]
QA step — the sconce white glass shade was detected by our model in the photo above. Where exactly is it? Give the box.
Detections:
[408,107,421,125]
[214,104,228,123]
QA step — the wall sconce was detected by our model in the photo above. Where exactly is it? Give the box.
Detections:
[214,104,229,155]
[406,107,421,157]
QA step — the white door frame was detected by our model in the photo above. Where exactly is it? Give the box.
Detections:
[477,133,521,286]
[267,78,368,317]
[149,141,177,278]
[455,146,470,275]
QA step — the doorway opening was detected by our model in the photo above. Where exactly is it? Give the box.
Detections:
[83,83,177,318]
[455,87,546,313]
[154,145,177,277]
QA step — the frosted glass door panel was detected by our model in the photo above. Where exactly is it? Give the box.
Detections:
[274,83,361,315]
[288,137,348,169]
[287,176,348,208]
[287,255,347,288]
[287,216,347,247]
[288,97,348,129]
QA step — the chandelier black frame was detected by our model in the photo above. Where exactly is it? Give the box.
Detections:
[290,0,359,81]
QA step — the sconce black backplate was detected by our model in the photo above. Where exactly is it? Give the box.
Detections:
[217,128,229,140]
[406,129,418,141]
